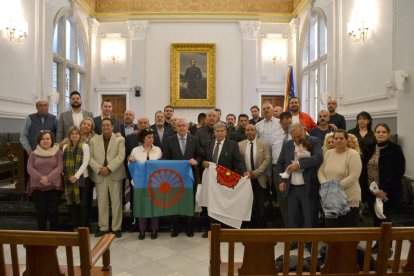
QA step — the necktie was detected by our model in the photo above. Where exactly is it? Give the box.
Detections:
[179,137,186,155]
[212,142,221,164]
[283,132,289,142]
[250,142,255,170]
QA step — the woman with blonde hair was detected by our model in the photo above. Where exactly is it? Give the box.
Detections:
[62,126,90,228]
[347,133,361,154]
[80,117,95,143]
[322,132,334,155]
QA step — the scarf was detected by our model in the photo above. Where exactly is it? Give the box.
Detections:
[33,144,60,157]
[63,142,84,205]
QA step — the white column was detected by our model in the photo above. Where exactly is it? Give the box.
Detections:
[127,21,149,116]
[289,17,300,90]
[239,21,261,114]
[87,17,99,111]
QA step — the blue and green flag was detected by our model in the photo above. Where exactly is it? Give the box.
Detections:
[128,160,194,218]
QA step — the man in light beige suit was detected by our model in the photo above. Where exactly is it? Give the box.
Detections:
[89,118,126,238]
[239,124,271,228]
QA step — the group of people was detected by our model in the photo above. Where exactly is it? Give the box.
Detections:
[20,90,406,242]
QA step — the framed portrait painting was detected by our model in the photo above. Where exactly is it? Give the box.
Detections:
[170,43,216,108]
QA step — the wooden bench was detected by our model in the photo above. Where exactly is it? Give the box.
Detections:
[0,227,115,275]
[209,223,414,275]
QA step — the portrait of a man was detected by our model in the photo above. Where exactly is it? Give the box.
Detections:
[180,54,207,99]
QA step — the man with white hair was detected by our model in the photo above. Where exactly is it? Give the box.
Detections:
[163,117,203,237]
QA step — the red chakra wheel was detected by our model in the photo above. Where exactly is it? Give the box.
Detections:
[216,165,241,189]
[147,168,184,208]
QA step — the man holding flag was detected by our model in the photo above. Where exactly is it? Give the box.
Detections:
[202,122,247,236]
[162,117,203,237]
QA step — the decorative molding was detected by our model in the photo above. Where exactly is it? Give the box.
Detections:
[127,21,149,40]
[0,96,36,105]
[343,107,397,120]
[87,17,99,38]
[256,87,285,94]
[99,76,128,84]
[289,17,300,37]
[94,0,294,13]
[238,21,261,40]
[339,84,395,106]
[0,111,28,120]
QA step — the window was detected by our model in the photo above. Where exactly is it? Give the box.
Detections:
[300,10,327,119]
[52,13,87,116]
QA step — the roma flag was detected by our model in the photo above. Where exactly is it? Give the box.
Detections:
[200,163,253,229]
[128,160,194,218]
[283,65,296,111]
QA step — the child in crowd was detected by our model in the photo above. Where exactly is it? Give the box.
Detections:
[279,139,312,179]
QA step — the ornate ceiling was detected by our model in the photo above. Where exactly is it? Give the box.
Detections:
[77,0,307,22]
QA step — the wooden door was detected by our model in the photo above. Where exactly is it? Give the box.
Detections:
[102,95,126,122]
[261,95,284,108]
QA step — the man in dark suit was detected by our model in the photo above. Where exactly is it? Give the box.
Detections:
[93,100,121,135]
[229,114,249,142]
[202,122,247,237]
[274,123,323,230]
[196,109,219,150]
[119,109,138,138]
[163,117,203,237]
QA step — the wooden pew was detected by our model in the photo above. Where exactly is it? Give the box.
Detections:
[0,227,115,276]
[209,223,414,275]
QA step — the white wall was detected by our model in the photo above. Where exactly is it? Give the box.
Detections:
[0,0,38,119]
[395,0,414,179]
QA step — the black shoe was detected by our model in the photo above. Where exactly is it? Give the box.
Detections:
[151,231,158,240]
[202,231,208,238]
[171,231,178,237]
[138,232,145,240]
[186,231,194,237]
[305,242,312,253]
[114,230,122,238]
[94,230,108,237]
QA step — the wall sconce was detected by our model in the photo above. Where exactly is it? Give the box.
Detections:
[347,0,376,43]
[347,19,368,43]
[261,33,287,64]
[101,33,126,64]
[0,1,28,43]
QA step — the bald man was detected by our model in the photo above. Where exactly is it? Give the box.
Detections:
[20,100,57,155]
[327,99,346,130]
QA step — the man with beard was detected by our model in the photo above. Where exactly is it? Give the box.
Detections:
[226,113,237,134]
[57,91,93,142]
[163,105,175,129]
[119,109,137,138]
[249,105,262,125]
[150,111,174,144]
[229,114,249,142]
[289,97,317,133]
[309,110,334,142]
[327,98,346,130]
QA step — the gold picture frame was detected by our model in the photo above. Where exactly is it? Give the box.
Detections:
[170,43,216,108]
